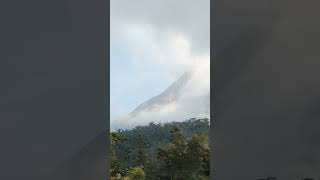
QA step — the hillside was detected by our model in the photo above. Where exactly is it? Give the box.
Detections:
[111,118,210,180]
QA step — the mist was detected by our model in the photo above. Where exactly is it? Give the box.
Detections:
[111,0,210,131]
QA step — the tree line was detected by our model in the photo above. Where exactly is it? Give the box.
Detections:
[110,118,210,180]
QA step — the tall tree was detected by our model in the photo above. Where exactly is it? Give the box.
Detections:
[134,134,148,167]
[158,125,189,179]
[110,132,127,176]
[185,134,210,177]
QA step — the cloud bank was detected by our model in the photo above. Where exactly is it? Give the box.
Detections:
[110,0,210,130]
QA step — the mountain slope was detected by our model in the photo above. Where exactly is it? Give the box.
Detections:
[129,71,193,117]
[112,65,210,130]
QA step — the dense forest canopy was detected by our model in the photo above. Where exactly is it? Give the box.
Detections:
[110,118,317,180]
[110,118,210,180]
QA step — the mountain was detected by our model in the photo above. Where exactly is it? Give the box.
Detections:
[112,64,210,130]
[129,71,193,117]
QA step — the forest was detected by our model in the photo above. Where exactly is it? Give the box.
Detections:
[110,118,210,180]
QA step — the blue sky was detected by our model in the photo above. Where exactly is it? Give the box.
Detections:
[110,0,210,129]
[110,43,170,116]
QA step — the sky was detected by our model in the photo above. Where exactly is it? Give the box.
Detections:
[110,0,210,129]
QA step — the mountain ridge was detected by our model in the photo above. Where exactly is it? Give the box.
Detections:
[112,67,210,130]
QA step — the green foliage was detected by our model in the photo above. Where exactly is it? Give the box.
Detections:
[143,151,161,180]
[157,125,188,179]
[110,118,210,180]
[134,135,148,167]
[110,132,128,176]
[127,166,146,180]
[186,134,210,175]
[157,124,210,179]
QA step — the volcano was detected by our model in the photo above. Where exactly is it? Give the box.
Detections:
[111,63,210,130]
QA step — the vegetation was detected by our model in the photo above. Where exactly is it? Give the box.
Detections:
[110,118,210,180]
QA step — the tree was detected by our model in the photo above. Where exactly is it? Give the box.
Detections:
[110,119,210,179]
[185,134,210,176]
[157,126,210,180]
[157,125,189,179]
[110,132,127,176]
[143,151,158,180]
[134,134,148,167]
[127,166,146,180]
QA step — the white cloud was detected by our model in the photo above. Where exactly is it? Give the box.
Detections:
[110,0,210,130]
[119,23,209,81]
[111,0,210,53]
